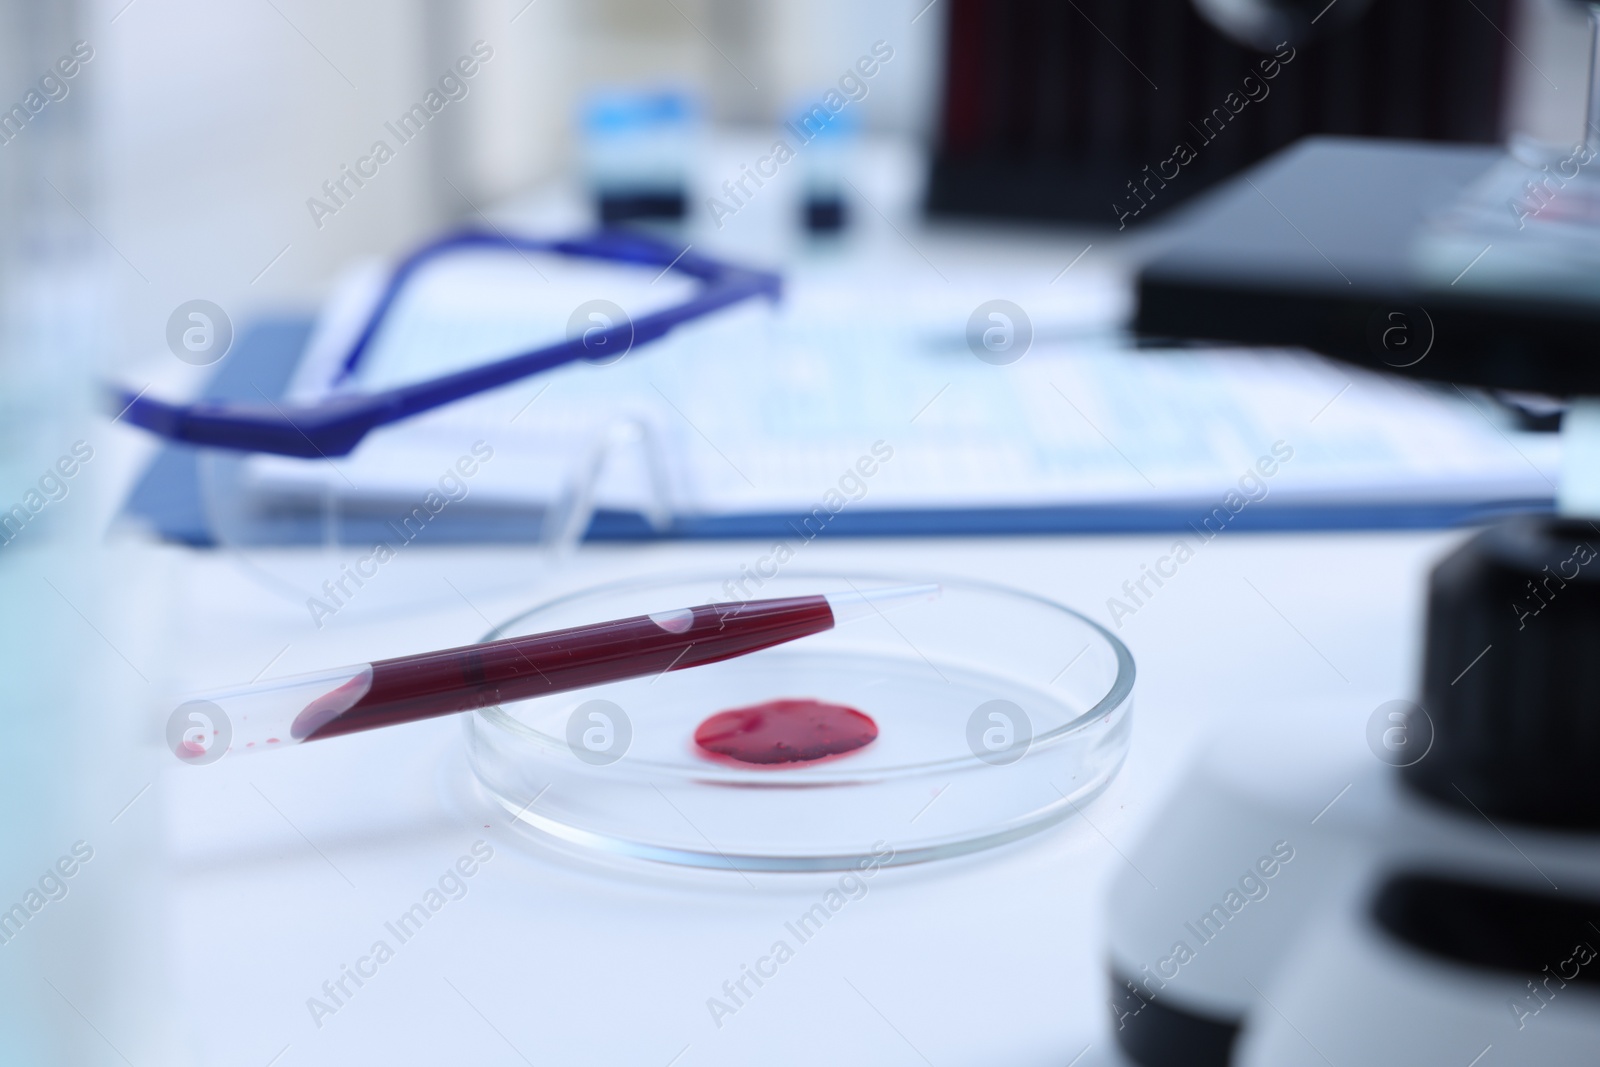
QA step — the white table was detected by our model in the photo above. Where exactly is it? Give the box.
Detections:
[61,523,1457,1066]
[10,147,1482,1060]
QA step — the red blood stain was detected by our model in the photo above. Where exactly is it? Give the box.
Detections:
[694,698,877,766]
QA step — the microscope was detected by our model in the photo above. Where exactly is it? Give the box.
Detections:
[1108,1,1600,1064]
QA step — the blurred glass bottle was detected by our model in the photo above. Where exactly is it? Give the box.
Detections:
[581,88,698,226]
[784,100,858,236]
[0,3,110,1065]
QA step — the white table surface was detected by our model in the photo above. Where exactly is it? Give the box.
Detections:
[20,166,1477,1061]
[60,520,1462,1066]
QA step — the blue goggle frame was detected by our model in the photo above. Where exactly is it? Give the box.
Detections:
[113,228,782,458]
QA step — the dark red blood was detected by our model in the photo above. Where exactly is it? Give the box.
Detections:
[694,699,877,765]
[293,595,835,743]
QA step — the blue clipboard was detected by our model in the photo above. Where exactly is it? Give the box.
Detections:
[122,318,1551,547]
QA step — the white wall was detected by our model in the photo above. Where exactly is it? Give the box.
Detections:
[75,0,943,373]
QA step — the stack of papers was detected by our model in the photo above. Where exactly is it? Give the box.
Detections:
[240,242,1557,530]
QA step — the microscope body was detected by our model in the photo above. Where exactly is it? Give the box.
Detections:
[1108,519,1600,1066]
[1114,3,1600,1058]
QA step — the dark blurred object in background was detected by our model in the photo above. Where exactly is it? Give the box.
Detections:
[925,0,1510,225]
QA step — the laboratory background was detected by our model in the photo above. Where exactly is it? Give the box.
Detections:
[4,0,1600,1063]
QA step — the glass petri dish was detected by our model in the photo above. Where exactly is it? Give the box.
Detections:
[467,571,1134,871]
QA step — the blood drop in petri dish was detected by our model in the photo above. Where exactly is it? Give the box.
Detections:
[694,698,878,765]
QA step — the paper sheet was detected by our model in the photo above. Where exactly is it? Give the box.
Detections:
[241,244,1559,519]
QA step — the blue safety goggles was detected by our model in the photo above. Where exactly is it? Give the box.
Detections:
[113,228,782,458]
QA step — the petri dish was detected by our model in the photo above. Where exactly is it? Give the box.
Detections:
[466,571,1134,871]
